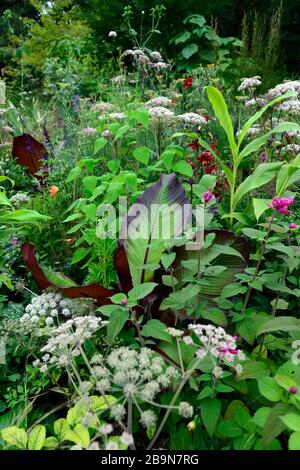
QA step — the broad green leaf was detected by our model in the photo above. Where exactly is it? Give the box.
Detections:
[133,146,150,165]
[257,377,282,402]
[66,166,81,183]
[161,150,176,171]
[200,398,221,436]
[71,247,90,265]
[1,426,27,449]
[253,198,271,221]
[161,252,176,270]
[107,160,120,174]
[54,418,70,441]
[181,43,198,59]
[217,420,242,438]
[94,137,107,154]
[0,190,12,206]
[120,174,191,285]
[288,432,300,450]
[200,307,227,326]
[206,86,237,159]
[28,425,46,450]
[141,319,172,342]
[129,108,149,128]
[172,160,193,177]
[91,395,117,412]
[0,209,49,225]
[263,403,289,446]
[67,404,87,427]
[236,360,269,380]
[281,413,300,432]
[128,282,157,300]
[66,424,90,449]
[234,162,282,207]
[43,436,59,449]
[256,317,300,336]
[107,309,129,343]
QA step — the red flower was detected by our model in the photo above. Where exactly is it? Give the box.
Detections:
[198,150,214,165]
[188,139,201,152]
[183,76,193,89]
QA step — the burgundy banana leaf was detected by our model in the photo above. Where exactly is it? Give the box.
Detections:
[22,243,115,305]
[12,134,48,178]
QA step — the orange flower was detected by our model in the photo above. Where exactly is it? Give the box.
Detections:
[66,238,74,244]
[49,185,59,196]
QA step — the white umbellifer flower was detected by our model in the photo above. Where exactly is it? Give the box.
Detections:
[285,130,300,139]
[108,31,117,38]
[238,76,262,91]
[45,317,54,326]
[111,75,126,85]
[105,441,119,450]
[267,80,300,100]
[31,315,39,323]
[88,442,100,450]
[188,324,245,375]
[120,432,134,447]
[20,313,30,322]
[106,112,126,120]
[123,49,134,57]
[153,61,169,70]
[178,402,194,418]
[101,129,112,138]
[213,365,223,378]
[235,364,243,375]
[282,144,300,154]
[166,327,184,338]
[148,106,174,119]
[140,410,157,428]
[62,308,71,317]
[292,340,300,365]
[177,112,207,125]
[245,97,268,107]
[279,100,300,115]
[183,336,193,345]
[145,96,173,108]
[100,424,113,435]
[78,127,97,136]
[10,192,30,207]
[247,126,261,136]
[150,51,162,61]
[92,102,114,114]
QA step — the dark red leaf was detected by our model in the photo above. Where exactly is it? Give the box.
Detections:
[113,245,133,293]
[12,133,48,177]
[22,243,115,306]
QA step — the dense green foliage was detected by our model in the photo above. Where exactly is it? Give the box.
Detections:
[1,0,300,453]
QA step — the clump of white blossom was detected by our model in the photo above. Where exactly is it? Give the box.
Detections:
[122,48,170,72]
[91,102,115,114]
[279,100,300,115]
[78,127,97,136]
[292,340,300,365]
[282,143,300,154]
[238,76,262,91]
[99,112,126,121]
[33,316,104,372]
[21,292,96,326]
[266,80,300,100]
[111,75,126,85]
[177,112,207,126]
[147,106,174,120]
[10,192,30,207]
[245,97,268,108]
[184,324,246,377]
[145,96,173,108]
[108,31,117,38]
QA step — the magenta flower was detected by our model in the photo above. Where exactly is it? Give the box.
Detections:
[290,386,298,394]
[203,188,213,203]
[267,196,294,214]
[121,298,128,306]
[260,148,268,162]
[289,223,297,230]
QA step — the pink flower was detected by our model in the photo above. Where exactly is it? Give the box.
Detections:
[290,386,298,394]
[121,298,128,306]
[289,223,297,230]
[203,188,213,203]
[267,196,294,214]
